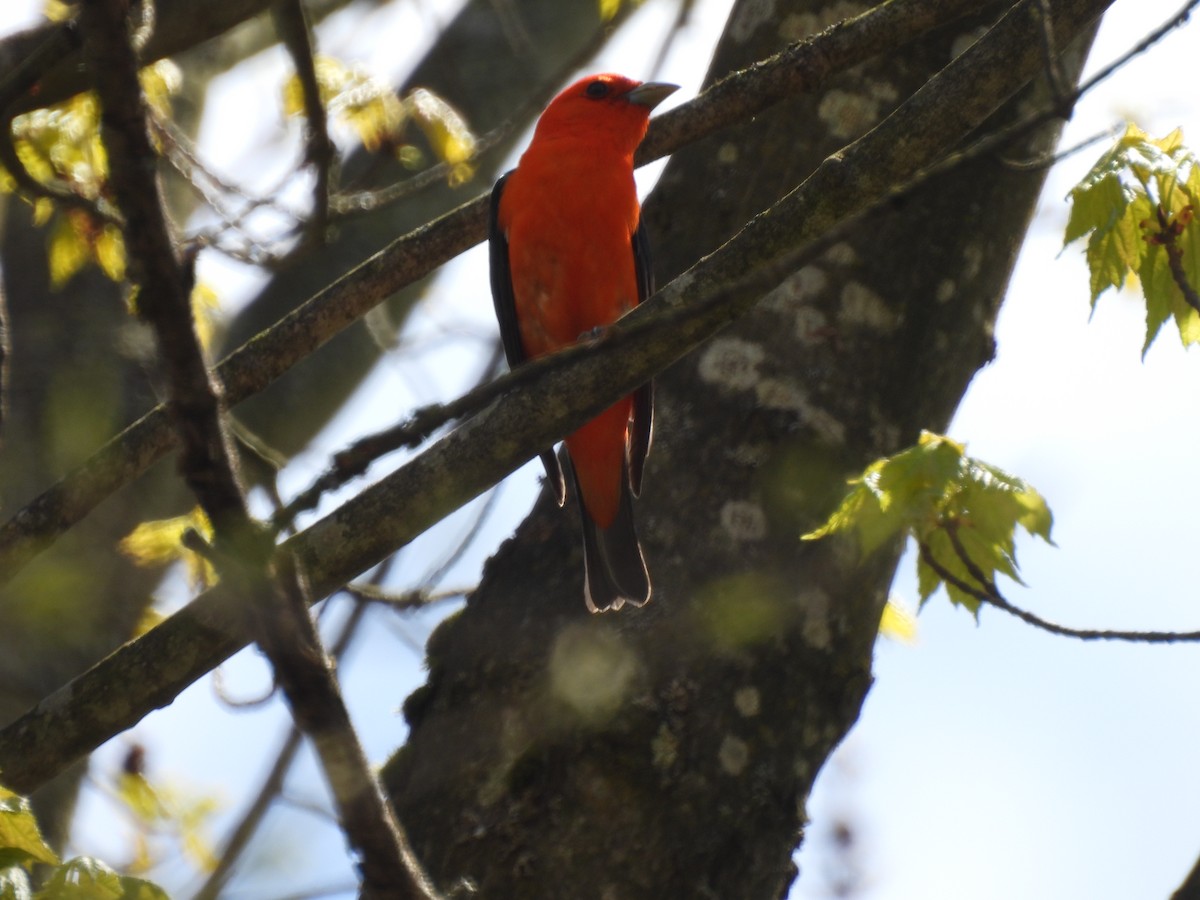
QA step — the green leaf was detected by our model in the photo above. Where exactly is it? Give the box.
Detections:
[807,432,1054,616]
[34,858,167,900]
[407,89,477,185]
[1139,242,1176,354]
[598,0,622,20]
[46,214,89,289]
[0,866,32,900]
[1068,123,1200,347]
[0,789,59,869]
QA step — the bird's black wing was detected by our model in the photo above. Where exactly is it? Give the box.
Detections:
[488,171,566,505]
[628,215,655,497]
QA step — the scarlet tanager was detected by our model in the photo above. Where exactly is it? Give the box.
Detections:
[489,73,677,613]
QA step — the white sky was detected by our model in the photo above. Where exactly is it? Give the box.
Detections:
[2,1,1199,898]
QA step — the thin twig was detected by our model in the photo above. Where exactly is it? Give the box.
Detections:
[1032,0,1071,112]
[272,0,336,247]
[1152,203,1200,314]
[917,534,1200,643]
[273,339,505,532]
[193,577,383,900]
[998,123,1123,171]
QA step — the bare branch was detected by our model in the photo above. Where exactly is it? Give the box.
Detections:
[272,0,336,247]
[916,532,1200,643]
[80,3,437,895]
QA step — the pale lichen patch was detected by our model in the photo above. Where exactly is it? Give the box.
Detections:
[717,142,739,165]
[817,78,897,141]
[794,305,829,345]
[780,2,867,41]
[651,722,679,770]
[734,686,762,718]
[763,265,828,313]
[720,500,768,542]
[936,279,956,303]
[730,0,777,42]
[719,734,751,776]
[963,243,984,280]
[809,406,847,446]
[823,242,859,266]
[755,377,809,413]
[799,587,832,649]
[818,89,873,141]
[839,281,896,332]
[951,27,989,60]
[697,337,765,390]
[728,442,770,467]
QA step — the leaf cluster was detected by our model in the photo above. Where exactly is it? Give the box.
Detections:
[0,784,168,900]
[1065,123,1200,353]
[0,60,179,288]
[804,432,1054,615]
[282,55,477,184]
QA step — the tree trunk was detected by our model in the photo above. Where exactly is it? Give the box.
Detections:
[383,2,1097,896]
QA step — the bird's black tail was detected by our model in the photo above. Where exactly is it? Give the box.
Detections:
[570,460,651,613]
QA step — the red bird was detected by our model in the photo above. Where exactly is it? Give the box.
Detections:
[489,73,677,612]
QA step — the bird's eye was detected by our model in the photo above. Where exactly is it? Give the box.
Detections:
[584,80,610,99]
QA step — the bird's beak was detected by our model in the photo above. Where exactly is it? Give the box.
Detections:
[627,81,679,111]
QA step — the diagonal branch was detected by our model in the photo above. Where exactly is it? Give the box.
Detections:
[0,0,277,116]
[916,529,1200,643]
[0,0,992,588]
[0,0,1118,797]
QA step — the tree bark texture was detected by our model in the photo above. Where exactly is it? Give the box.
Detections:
[383,2,1097,897]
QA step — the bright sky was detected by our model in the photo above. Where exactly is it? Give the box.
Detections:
[2,1,1199,898]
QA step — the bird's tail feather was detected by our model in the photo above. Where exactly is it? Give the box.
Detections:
[571,461,651,613]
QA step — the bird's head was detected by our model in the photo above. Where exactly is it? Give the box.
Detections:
[530,73,678,155]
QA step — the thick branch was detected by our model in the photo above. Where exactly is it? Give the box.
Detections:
[0,0,276,115]
[0,0,991,588]
[0,0,1115,796]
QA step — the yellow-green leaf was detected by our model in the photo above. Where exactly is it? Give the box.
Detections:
[118,508,216,589]
[878,598,917,643]
[35,857,144,899]
[0,787,60,869]
[407,89,477,185]
[286,56,405,153]
[1067,123,1200,349]
[190,282,221,351]
[47,214,89,289]
[95,225,126,282]
[807,432,1054,617]
[139,61,181,121]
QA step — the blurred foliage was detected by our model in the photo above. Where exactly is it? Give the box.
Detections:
[119,507,216,591]
[877,599,916,643]
[805,432,1054,615]
[0,60,181,288]
[282,55,477,184]
[114,766,221,878]
[0,782,170,899]
[1065,123,1200,354]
